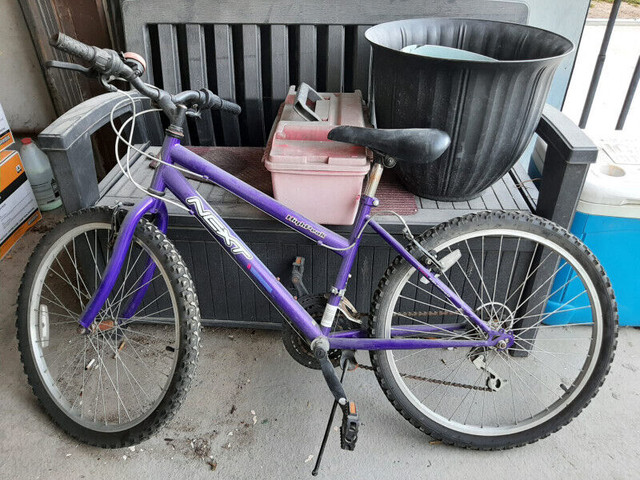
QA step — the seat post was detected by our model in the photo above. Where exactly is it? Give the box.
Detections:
[362,154,385,198]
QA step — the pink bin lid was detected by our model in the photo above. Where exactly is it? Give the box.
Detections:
[265,87,369,174]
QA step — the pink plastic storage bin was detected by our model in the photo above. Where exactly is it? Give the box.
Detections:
[264,84,370,225]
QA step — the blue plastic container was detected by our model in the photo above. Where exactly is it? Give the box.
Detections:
[545,137,640,326]
[546,212,640,326]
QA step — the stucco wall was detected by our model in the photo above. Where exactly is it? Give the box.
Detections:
[0,1,56,133]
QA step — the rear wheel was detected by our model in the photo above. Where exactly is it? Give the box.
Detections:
[370,212,617,449]
[17,207,201,447]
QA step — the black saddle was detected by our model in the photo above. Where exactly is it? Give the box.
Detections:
[328,126,450,164]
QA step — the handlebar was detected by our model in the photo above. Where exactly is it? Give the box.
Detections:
[173,89,242,115]
[50,33,138,80]
[49,33,242,118]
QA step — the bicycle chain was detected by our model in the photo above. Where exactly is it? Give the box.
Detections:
[357,364,492,392]
[394,310,458,317]
[351,307,491,391]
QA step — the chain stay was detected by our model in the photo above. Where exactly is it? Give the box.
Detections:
[367,307,492,391]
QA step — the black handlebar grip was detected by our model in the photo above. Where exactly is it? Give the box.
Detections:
[198,89,241,115]
[220,99,242,115]
[50,33,96,63]
[50,33,135,80]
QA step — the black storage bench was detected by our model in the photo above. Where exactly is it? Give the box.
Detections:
[38,0,598,328]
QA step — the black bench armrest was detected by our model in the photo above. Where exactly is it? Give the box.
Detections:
[534,104,598,229]
[38,92,162,212]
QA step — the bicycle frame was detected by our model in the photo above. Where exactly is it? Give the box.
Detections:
[77,135,512,350]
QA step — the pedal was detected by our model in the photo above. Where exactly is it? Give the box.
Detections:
[311,342,359,475]
[340,401,359,451]
[290,257,309,298]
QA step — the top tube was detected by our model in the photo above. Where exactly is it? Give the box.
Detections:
[168,143,353,252]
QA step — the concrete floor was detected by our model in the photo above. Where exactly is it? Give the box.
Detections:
[1,212,639,480]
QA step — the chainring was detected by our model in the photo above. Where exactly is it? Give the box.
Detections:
[282,294,348,370]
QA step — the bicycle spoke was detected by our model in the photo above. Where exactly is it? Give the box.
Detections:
[371,213,614,443]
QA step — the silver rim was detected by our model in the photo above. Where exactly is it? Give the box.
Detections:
[27,222,180,432]
[381,228,603,437]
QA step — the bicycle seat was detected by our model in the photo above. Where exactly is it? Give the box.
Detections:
[327,126,450,164]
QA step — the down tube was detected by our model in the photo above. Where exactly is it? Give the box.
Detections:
[162,166,323,340]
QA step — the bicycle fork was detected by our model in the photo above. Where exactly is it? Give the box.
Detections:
[77,197,168,329]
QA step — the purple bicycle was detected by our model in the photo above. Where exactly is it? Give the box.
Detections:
[17,34,617,460]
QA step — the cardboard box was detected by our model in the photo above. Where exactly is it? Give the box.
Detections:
[0,150,41,259]
[0,103,14,152]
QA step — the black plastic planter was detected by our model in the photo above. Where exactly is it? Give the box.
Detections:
[366,18,573,200]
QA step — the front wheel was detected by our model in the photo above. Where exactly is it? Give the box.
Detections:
[17,207,201,447]
[370,211,617,449]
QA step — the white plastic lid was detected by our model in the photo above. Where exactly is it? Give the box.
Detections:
[578,135,640,219]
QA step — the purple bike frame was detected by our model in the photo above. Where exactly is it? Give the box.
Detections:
[77,136,512,350]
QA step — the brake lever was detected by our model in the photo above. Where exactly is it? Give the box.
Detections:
[185,107,201,118]
[45,60,99,78]
[100,75,118,93]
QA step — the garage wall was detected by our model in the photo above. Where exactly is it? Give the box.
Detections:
[0,1,56,133]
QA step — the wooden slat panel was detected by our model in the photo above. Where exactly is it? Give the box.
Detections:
[325,25,345,92]
[238,263,257,321]
[436,200,455,209]
[250,243,271,319]
[268,25,290,121]
[297,243,313,299]
[241,25,265,146]
[185,24,216,146]
[157,24,191,145]
[213,25,241,145]
[510,162,539,209]
[121,1,529,26]
[205,241,229,319]
[355,246,374,312]
[312,245,327,294]
[452,200,471,210]
[157,24,180,92]
[280,243,298,300]
[372,246,391,290]
[19,0,90,114]
[353,25,371,99]
[504,170,531,210]
[328,248,343,298]
[298,25,317,88]
[468,196,485,209]
[220,246,243,320]
[189,241,214,318]
[480,186,501,209]
[265,241,284,321]
[420,198,438,209]
[492,177,519,210]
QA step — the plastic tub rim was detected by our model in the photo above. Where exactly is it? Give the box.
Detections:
[365,17,574,66]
